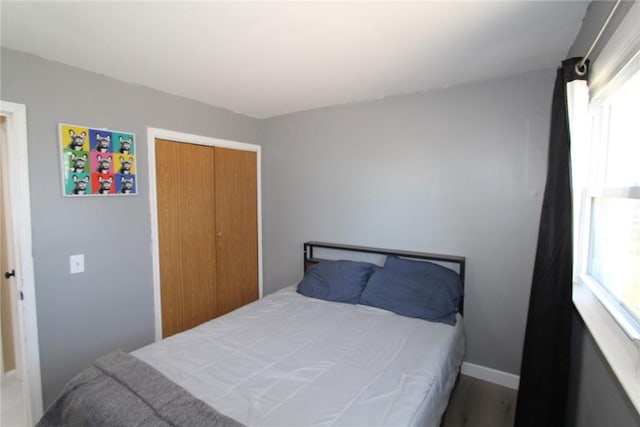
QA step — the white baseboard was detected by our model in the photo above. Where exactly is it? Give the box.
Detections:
[461,362,520,390]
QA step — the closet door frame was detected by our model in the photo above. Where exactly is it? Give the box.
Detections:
[147,127,263,341]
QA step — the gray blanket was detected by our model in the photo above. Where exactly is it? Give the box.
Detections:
[37,350,245,427]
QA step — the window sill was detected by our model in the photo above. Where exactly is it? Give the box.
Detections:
[579,274,640,342]
[573,281,640,413]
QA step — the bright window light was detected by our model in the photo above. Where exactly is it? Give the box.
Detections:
[588,196,640,324]
[582,70,640,334]
[604,79,640,186]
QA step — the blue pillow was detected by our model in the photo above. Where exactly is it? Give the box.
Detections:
[297,260,376,304]
[359,257,463,325]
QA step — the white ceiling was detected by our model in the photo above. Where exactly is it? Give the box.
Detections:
[1,1,589,119]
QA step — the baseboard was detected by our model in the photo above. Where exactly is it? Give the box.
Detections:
[461,362,520,390]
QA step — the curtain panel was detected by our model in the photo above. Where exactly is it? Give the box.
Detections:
[515,57,587,427]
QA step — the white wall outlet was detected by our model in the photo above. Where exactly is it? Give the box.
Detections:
[70,254,84,274]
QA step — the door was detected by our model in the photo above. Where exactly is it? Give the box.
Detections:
[215,148,258,316]
[155,139,217,338]
[154,139,259,337]
[0,101,43,425]
[1,152,17,373]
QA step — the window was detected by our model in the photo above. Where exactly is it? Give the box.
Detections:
[570,2,640,412]
[576,69,640,339]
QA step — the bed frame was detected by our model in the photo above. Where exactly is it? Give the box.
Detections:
[303,241,466,315]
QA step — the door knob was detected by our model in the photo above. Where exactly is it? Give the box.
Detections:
[217,232,223,237]
[4,270,15,279]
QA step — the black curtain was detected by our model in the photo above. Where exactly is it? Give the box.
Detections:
[515,57,586,426]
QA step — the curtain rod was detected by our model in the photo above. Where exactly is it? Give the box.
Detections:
[575,0,622,76]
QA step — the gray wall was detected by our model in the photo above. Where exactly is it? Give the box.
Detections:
[262,68,555,375]
[564,1,639,425]
[0,47,261,405]
[566,313,640,427]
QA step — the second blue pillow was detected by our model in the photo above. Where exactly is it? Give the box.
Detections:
[359,257,463,325]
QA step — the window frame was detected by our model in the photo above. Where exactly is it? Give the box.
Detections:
[571,49,640,414]
[574,89,640,343]
[570,1,640,412]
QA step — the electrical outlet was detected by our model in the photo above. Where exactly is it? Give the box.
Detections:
[70,254,84,274]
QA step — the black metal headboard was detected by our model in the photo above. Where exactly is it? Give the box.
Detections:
[303,241,466,315]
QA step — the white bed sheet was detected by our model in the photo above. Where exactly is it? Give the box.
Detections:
[134,286,465,427]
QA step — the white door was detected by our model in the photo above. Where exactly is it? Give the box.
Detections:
[0,101,42,426]
[0,112,27,427]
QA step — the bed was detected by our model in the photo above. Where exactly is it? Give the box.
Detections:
[38,242,466,427]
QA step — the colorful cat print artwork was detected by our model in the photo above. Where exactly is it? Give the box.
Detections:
[60,124,137,196]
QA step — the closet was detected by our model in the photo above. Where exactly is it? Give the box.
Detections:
[155,138,258,338]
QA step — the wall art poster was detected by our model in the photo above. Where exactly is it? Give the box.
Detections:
[59,124,137,197]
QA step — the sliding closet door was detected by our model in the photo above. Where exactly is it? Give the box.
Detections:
[155,139,217,337]
[215,147,258,315]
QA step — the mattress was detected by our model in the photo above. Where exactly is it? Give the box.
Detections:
[134,285,466,427]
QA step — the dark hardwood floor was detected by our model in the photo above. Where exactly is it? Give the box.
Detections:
[442,375,517,427]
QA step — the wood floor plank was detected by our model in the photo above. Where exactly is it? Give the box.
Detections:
[442,375,517,427]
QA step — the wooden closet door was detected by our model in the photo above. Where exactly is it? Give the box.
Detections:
[156,139,217,337]
[214,147,258,315]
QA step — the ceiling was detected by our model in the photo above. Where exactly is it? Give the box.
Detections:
[1,1,589,119]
